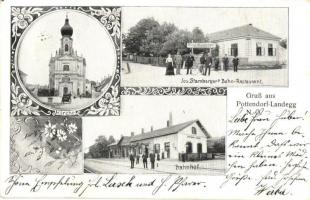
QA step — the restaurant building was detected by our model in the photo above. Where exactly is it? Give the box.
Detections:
[208,23,286,65]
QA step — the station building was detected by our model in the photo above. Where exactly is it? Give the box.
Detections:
[107,113,211,160]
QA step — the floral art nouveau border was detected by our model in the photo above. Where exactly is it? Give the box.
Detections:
[120,87,227,96]
[10,6,121,116]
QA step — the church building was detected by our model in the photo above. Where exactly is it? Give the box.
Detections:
[48,16,89,97]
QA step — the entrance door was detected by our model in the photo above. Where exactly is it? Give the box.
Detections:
[197,143,202,153]
[231,43,238,56]
[164,142,170,159]
[63,87,68,95]
[186,142,193,153]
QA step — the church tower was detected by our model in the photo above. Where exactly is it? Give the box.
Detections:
[48,15,89,99]
[60,15,74,55]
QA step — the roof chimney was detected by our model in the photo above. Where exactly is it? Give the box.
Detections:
[141,128,144,134]
[249,23,252,26]
[151,126,154,132]
[169,112,173,126]
[131,132,134,137]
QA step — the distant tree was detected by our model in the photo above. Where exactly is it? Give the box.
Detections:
[279,39,287,49]
[213,140,225,153]
[139,22,178,56]
[123,17,160,55]
[192,27,206,42]
[160,29,192,56]
[192,27,208,54]
[108,135,116,144]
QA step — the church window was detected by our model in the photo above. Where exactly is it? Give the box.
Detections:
[63,65,69,71]
[65,44,69,52]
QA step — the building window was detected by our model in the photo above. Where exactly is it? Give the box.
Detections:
[192,127,197,135]
[164,142,170,151]
[154,144,160,154]
[65,44,69,52]
[268,44,273,56]
[231,43,238,57]
[256,42,263,56]
[186,142,192,154]
[63,65,69,71]
[62,77,70,82]
[197,143,202,153]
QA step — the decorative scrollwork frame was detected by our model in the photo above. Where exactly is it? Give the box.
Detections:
[10,6,121,116]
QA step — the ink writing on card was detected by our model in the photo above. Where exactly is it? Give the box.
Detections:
[224,92,309,196]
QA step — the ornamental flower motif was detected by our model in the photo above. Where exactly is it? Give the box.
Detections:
[68,123,77,134]
[90,7,121,38]
[88,86,120,116]
[11,83,40,116]
[57,129,67,142]
[11,7,43,37]
[44,122,56,138]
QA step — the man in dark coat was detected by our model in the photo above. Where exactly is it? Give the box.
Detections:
[214,56,220,71]
[136,154,140,164]
[199,53,206,74]
[222,54,229,71]
[186,54,195,75]
[129,153,135,169]
[204,53,213,76]
[150,152,155,169]
[142,153,148,169]
[232,55,239,72]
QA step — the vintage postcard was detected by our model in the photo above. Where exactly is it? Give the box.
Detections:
[0,1,310,200]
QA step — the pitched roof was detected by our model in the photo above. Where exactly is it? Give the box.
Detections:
[118,136,131,146]
[107,140,118,147]
[207,24,281,42]
[130,119,211,142]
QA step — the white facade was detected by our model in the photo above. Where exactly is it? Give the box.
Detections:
[131,121,209,160]
[177,123,208,154]
[48,16,87,97]
[217,38,281,65]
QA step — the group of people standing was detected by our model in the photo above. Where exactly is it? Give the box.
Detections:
[129,152,160,170]
[165,52,240,76]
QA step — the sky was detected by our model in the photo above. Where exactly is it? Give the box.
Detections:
[18,9,116,85]
[84,95,226,150]
[122,7,288,38]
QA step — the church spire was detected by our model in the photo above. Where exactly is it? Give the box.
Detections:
[60,14,73,37]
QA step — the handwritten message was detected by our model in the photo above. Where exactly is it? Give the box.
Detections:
[4,174,208,197]
[223,92,310,196]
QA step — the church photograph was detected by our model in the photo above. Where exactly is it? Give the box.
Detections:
[84,95,226,175]
[17,10,116,110]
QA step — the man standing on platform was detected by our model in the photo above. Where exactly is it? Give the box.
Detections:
[214,56,220,71]
[186,53,195,75]
[204,53,213,76]
[142,153,148,169]
[222,54,229,71]
[174,51,183,75]
[129,152,135,169]
[232,55,239,72]
[150,152,155,169]
[136,154,140,165]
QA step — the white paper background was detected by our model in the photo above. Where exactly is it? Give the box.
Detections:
[1,0,310,199]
